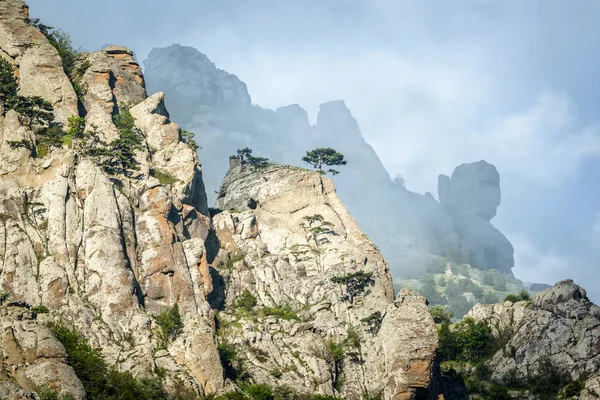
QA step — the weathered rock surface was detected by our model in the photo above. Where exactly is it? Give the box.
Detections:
[0,0,77,125]
[0,1,445,399]
[438,161,514,273]
[467,280,600,385]
[0,304,85,398]
[213,161,438,399]
[0,2,223,396]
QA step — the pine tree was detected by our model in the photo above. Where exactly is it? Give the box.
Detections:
[302,147,347,175]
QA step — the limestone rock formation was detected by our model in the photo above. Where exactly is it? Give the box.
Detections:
[213,160,438,399]
[467,280,600,386]
[438,161,514,273]
[0,1,443,398]
[0,2,222,396]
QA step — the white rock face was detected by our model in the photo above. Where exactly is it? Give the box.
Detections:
[467,280,600,384]
[0,2,224,396]
[213,162,438,399]
[0,0,78,125]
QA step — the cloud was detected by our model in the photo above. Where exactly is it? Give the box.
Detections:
[510,228,600,303]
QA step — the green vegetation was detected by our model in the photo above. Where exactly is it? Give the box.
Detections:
[235,290,258,312]
[327,340,345,391]
[83,108,145,176]
[262,306,300,321]
[180,129,200,151]
[218,342,246,381]
[397,257,528,319]
[429,305,454,324]
[331,271,374,302]
[32,305,50,314]
[235,147,270,168]
[35,385,76,400]
[49,321,167,399]
[437,318,493,363]
[27,18,89,102]
[207,384,342,400]
[300,214,336,247]
[360,311,383,335]
[28,19,78,78]
[504,289,530,303]
[0,57,18,102]
[153,303,184,345]
[0,58,65,157]
[150,168,180,185]
[301,147,347,175]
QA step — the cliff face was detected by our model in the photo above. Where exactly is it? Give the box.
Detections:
[213,161,438,399]
[142,45,515,278]
[0,2,440,398]
[0,1,221,396]
[468,280,600,383]
[453,280,600,399]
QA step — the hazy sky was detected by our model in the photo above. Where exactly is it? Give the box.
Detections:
[28,0,600,300]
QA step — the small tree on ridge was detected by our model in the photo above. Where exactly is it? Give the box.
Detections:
[302,147,347,175]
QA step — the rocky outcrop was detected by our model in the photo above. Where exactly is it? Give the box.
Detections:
[0,1,445,398]
[438,161,514,273]
[467,280,600,385]
[0,2,223,396]
[213,161,438,399]
[0,0,78,125]
[0,304,85,398]
[144,44,251,109]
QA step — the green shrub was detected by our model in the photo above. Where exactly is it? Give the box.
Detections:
[84,108,145,176]
[504,289,530,303]
[35,385,76,400]
[487,385,512,400]
[149,168,180,185]
[243,383,274,400]
[180,129,200,151]
[331,271,374,302]
[437,318,493,362]
[361,311,383,335]
[154,303,184,344]
[527,358,568,396]
[49,321,167,399]
[262,306,300,321]
[235,290,258,311]
[32,305,50,314]
[270,368,283,379]
[429,305,454,324]
[218,342,246,381]
[562,379,585,397]
[327,341,345,391]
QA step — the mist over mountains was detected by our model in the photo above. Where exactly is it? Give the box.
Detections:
[143,44,515,283]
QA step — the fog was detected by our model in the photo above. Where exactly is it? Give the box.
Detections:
[28,0,600,301]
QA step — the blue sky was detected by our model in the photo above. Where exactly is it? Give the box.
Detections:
[29,0,600,301]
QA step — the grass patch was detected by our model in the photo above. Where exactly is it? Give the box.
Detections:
[262,306,300,321]
[149,168,180,185]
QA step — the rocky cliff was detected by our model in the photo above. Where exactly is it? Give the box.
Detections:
[0,2,440,398]
[212,160,438,399]
[437,280,600,399]
[143,45,515,279]
[468,280,600,386]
